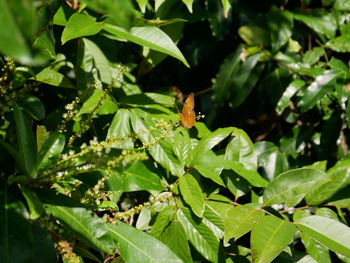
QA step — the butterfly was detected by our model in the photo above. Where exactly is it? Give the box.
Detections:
[179,92,196,128]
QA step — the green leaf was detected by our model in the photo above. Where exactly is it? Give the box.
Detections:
[136,0,148,13]
[36,125,50,151]
[179,173,205,217]
[202,204,225,239]
[32,132,65,178]
[305,159,350,205]
[224,204,264,244]
[182,0,193,13]
[238,26,269,46]
[255,141,288,181]
[326,35,350,52]
[107,109,133,149]
[120,92,175,107]
[251,216,296,263]
[276,79,305,114]
[61,12,103,44]
[298,70,339,112]
[334,0,350,10]
[268,6,293,52]
[159,220,192,263]
[77,89,118,116]
[150,205,176,238]
[129,108,183,176]
[177,204,222,263]
[192,127,234,164]
[173,130,193,167]
[107,221,183,263]
[17,94,45,121]
[106,161,164,192]
[295,215,350,257]
[76,38,113,86]
[303,47,325,65]
[45,205,115,254]
[103,23,189,67]
[225,128,257,171]
[263,168,328,206]
[301,232,332,263]
[20,185,45,220]
[33,68,75,88]
[13,103,37,177]
[293,11,336,39]
[221,0,231,17]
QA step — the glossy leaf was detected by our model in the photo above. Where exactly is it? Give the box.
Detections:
[225,128,257,171]
[276,79,305,114]
[45,205,115,254]
[107,109,133,149]
[177,204,222,263]
[13,103,37,177]
[106,161,164,192]
[295,215,350,257]
[305,159,350,205]
[221,0,231,17]
[326,35,350,52]
[61,13,103,44]
[33,68,75,88]
[179,173,205,217]
[17,94,45,121]
[20,186,45,220]
[107,221,183,263]
[136,0,148,13]
[159,220,192,263]
[150,205,176,238]
[224,204,264,244]
[120,92,175,107]
[263,168,328,206]
[32,132,65,178]
[103,23,189,67]
[182,0,193,13]
[303,47,325,65]
[251,216,296,263]
[77,89,118,116]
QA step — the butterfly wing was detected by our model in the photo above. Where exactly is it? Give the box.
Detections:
[180,93,196,128]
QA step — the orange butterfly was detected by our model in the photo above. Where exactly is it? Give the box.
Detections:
[179,93,196,128]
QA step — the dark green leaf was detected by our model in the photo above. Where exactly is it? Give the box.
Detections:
[33,68,75,88]
[107,109,133,149]
[20,185,45,220]
[17,94,46,121]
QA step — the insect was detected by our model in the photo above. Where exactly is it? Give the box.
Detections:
[179,93,196,128]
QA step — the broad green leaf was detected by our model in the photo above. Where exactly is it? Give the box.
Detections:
[173,130,193,167]
[179,173,205,217]
[107,109,134,149]
[255,141,288,181]
[192,127,234,164]
[17,94,45,120]
[45,205,115,254]
[13,103,37,177]
[295,215,350,257]
[77,89,118,116]
[268,6,293,52]
[301,232,332,263]
[53,5,74,26]
[263,168,328,206]
[182,0,193,13]
[20,185,44,220]
[107,221,183,263]
[334,0,350,10]
[251,216,296,263]
[150,205,176,238]
[194,151,226,186]
[32,132,65,178]
[202,204,225,239]
[177,204,222,263]
[159,220,192,263]
[0,181,56,262]
[33,68,75,88]
[103,23,189,67]
[106,161,164,192]
[316,207,338,220]
[0,0,33,63]
[276,79,305,114]
[305,159,350,205]
[303,47,325,65]
[326,35,350,52]
[297,255,319,263]
[61,13,103,44]
[293,11,336,39]
[225,128,257,171]
[129,108,183,176]
[224,204,264,244]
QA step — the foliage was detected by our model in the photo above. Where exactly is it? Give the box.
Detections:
[1,0,350,262]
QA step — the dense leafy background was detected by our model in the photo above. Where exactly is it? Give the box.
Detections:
[1,0,350,262]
